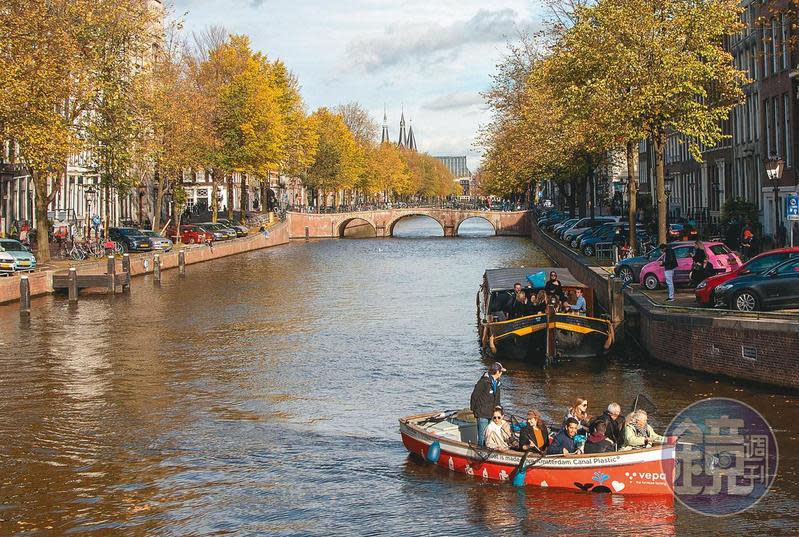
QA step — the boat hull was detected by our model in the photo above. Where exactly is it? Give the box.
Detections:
[484,313,611,361]
[400,415,675,497]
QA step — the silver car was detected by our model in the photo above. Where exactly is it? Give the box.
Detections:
[140,230,173,252]
[0,238,37,272]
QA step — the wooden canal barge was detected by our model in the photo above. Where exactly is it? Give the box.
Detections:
[478,268,613,362]
[400,411,676,497]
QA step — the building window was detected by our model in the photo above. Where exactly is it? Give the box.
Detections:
[785,93,792,168]
[781,13,789,71]
[764,98,771,156]
[774,97,781,159]
[772,18,779,74]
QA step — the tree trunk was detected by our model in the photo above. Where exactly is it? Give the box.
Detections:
[653,130,667,245]
[104,183,111,238]
[589,169,596,220]
[32,170,53,263]
[211,168,220,223]
[240,174,248,224]
[227,173,234,220]
[626,141,638,255]
[152,171,166,231]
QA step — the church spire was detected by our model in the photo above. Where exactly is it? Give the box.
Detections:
[397,109,406,148]
[381,105,390,144]
[406,120,417,151]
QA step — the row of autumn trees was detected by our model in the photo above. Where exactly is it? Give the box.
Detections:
[479,0,747,251]
[0,1,456,262]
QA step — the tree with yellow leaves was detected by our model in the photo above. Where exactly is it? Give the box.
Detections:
[306,108,365,207]
[0,0,153,261]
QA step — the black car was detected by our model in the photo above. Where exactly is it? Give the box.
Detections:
[713,257,799,312]
[108,227,153,253]
[217,219,249,237]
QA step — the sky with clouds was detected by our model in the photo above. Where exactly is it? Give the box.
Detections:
[171,0,543,170]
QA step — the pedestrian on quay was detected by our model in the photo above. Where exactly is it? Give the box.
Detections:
[661,243,677,302]
[470,362,506,447]
[741,224,753,260]
[690,240,709,288]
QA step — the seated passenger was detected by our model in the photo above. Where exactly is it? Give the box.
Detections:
[584,421,615,454]
[547,417,581,455]
[545,271,565,300]
[572,288,587,315]
[518,409,550,453]
[502,283,524,318]
[621,409,665,450]
[589,402,624,449]
[510,292,534,318]
[558,298,572,313]
[562,398,591,431]
[484,407,512,450]
[532,291,548,314]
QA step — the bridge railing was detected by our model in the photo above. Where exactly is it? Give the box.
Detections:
[285,204,530,214]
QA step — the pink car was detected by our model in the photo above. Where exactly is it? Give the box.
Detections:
[639,241,742,291]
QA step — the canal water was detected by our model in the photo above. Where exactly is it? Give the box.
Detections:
[1,216,797,536]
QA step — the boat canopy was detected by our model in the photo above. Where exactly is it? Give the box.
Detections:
[483,267,587,292]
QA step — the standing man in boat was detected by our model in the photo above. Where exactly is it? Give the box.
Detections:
[470,362,506,446]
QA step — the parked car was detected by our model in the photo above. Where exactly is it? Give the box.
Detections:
[0,238,37,273]
[639,241,742,290]
[0,249,17,274]
[562,217,619,244]
[581,227,649,257]
[695,247,799,306]
[140,230,174,252]
[108,227,152,253]
[668,223,698,242]
[217,219,249,237]
[713,256,799,311]
[200,222,236,240]
[177,224,215,244]
[613,243,690,283]
[553,218,579,236]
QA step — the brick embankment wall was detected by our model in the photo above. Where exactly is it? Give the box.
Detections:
[0,222,290,305]
[531,217,799,390]
[626,292,799,389]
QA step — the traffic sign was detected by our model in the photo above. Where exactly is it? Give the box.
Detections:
[787,194,799,221]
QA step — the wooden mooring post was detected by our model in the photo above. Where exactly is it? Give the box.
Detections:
[178,250,186,276]
[305,226,309,242]
[153,254,161,282]
[107,255,116,294]
[122,253,131,274]
[545,301,556,364]
[68,268,78,302]
[19,275,31,317]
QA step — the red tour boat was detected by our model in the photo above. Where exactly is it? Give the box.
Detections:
[400,411,676,496]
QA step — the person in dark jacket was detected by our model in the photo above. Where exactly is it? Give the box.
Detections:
[545,271,565,300]
[690,240,709,287]
[470,362,506,446]
[589,403,624,449]
[518,409,550,452]
[547,418,580,455]
[585,421,616,454]
[661,243,678,301]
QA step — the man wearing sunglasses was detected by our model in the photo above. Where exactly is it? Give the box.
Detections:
[470,362,507,446]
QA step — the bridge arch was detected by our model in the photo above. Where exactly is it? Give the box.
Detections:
[338,217,377,238]
[455,216,497,236]
[388,213,445,237]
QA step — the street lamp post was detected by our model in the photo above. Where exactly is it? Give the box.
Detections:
[764,153,785,240]
[84,185,96,239]
[138,184,145,226]
[664,179,673,233]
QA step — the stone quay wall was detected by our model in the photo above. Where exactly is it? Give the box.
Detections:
[531,216,799,390]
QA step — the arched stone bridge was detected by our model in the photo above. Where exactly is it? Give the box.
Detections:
[287,208,531,239]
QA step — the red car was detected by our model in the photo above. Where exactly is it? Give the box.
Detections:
[177,224,214,244]
[695,247,799,306]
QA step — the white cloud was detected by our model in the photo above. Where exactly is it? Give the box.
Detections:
[345,8,533,73]
[422,92,485,111]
